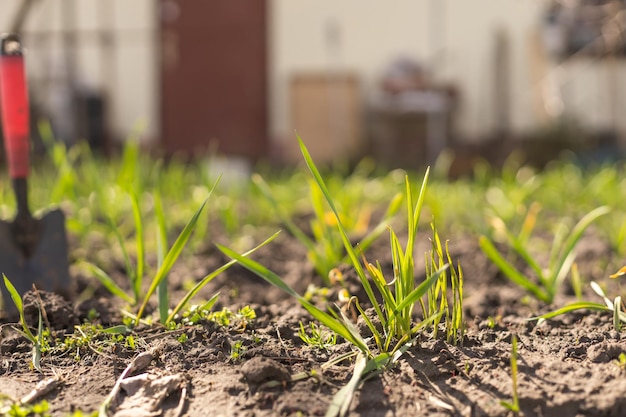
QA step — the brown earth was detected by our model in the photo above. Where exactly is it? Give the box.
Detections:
[1,228,625,417]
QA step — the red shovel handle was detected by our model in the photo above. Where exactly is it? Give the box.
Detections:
[0,34,30,179]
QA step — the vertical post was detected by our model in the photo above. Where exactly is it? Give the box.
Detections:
[61,0,78,145]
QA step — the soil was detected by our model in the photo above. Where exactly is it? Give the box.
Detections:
[1,227,626,417]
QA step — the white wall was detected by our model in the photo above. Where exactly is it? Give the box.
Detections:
[1,1,623,150]
[269,0,626,144]
[0,0,158,143]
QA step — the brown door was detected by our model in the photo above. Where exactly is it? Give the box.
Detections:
[159,1,268,160]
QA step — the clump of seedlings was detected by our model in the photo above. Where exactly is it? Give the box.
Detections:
[219,136,464,416]
[81,182,278,327]
[479,202,610,304]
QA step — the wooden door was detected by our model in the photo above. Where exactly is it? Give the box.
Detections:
[159,1,268,160]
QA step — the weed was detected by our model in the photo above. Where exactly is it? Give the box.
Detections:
[230,340,246,362]
[51,323,131,361]
[180,303,256,332]
[298,322,337,350]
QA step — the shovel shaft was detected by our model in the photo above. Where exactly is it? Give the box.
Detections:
[0,34,30,179]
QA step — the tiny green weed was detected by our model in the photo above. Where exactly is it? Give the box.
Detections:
[298,321,337,350]
[0,398,51,417]
[230,340,246,362]
[615,352,626,370]
[180,303,257,332]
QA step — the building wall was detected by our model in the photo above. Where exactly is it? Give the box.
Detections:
[270,0,626,146]
[0,0,157,144]
[1,1,624,152]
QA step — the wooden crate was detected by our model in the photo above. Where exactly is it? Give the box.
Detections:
[287,73,362,164]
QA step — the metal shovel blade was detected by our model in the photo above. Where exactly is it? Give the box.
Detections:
[0,208,69,313]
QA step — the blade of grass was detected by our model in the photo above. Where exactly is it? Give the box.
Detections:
[297,134,385,325]
[129,190,145,303]
[500,334,520,413]
[3,274,35,341]
[154,192,169,323]
[549,206,610,287]
[479,236,550,303]
[81,263,135,305]
[166,231,281,324]
[614,296,622,331]
[326,352,368,417]
[532,301,612,320]
[217,243,370,354]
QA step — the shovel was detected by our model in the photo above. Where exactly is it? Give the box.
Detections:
[0,34,69,314]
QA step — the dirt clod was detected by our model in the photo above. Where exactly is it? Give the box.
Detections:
[22,290,75,330]
[240,356,290,385]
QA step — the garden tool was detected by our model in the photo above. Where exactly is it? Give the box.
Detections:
[0,34,69,314]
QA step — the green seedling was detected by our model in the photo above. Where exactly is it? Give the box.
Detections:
[83,177,277,326]
[230,340,246,362]
[253,171,402,284]
[0,398,51,417]
[615,352,626,370]
[219,135,454,417]
[423,222,464,344]
[479,204,610,304]
[2,275,45,372]
[500,334,520,413]
[49,323,131,361]
[179,303,256,332]
[298,321,337,350]
[534,281,626,332]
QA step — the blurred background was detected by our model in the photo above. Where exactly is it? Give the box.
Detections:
[1,0,625,174]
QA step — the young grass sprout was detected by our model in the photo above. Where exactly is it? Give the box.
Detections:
[501,334,520,413]
[535,280,626,331]
[219,135,461,417]
[253,172,402,284]
[2,275,44,372]
[82,178,278,326]
[479,204,610,304]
